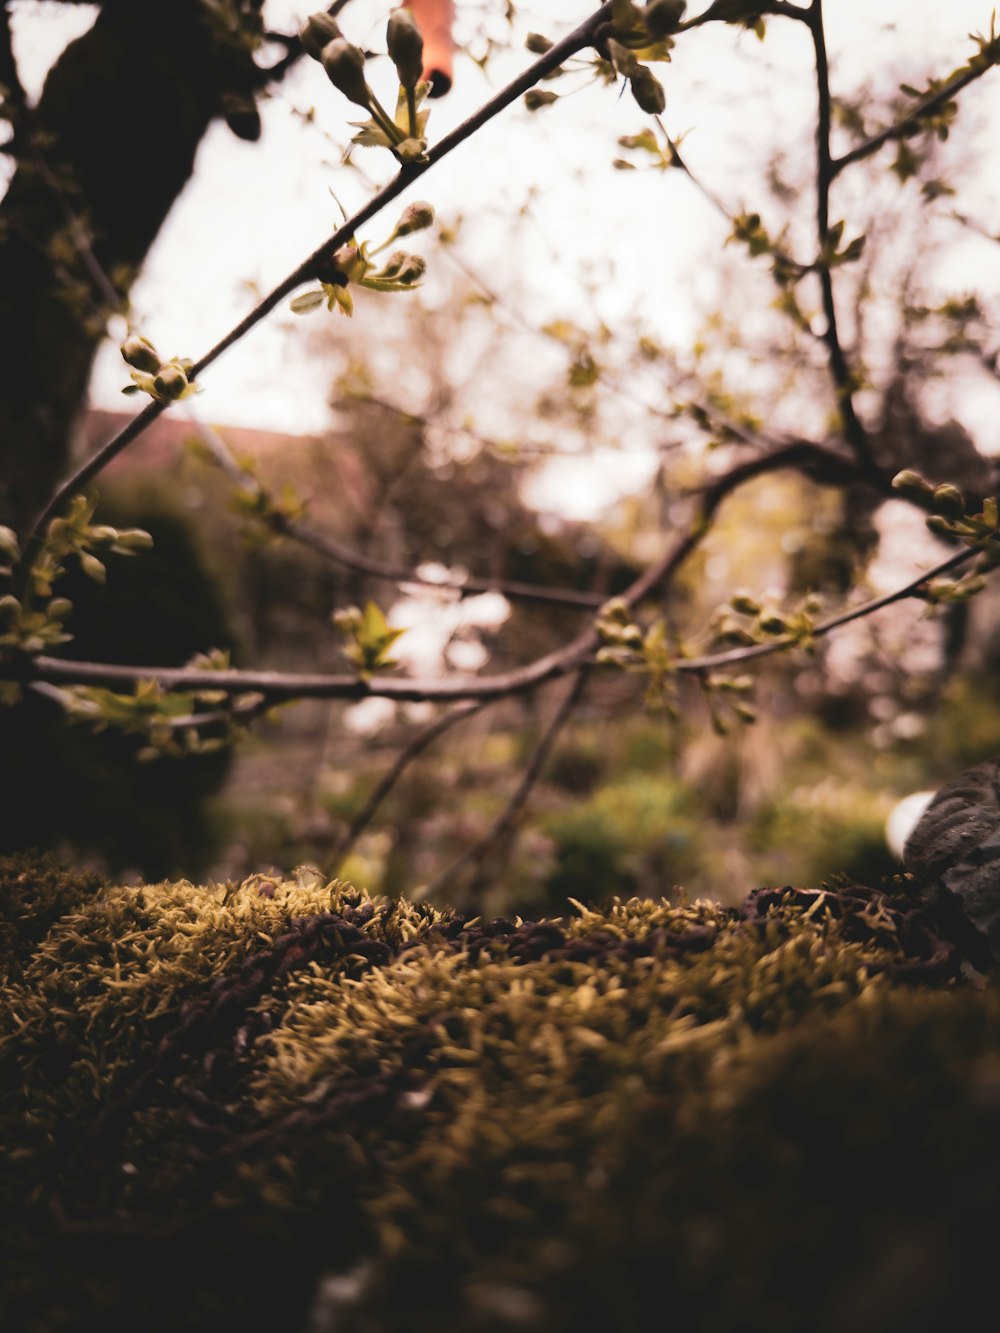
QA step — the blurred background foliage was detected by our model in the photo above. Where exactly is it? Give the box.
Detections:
[3,2,1000,910]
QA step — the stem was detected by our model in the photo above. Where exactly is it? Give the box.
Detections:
[832,62,994,178]
[807,0,878,478]
[189,414,607,607]
[679,546,975,673]
[333,699,490,869]
[367,91,405,146]
[14,537,978,702]
[421,668,590,900]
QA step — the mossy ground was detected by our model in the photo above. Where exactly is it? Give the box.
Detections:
[1,855,997,1332]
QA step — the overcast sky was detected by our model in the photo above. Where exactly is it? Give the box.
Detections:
[9,1,1000,476]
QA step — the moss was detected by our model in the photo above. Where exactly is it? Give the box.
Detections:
[0,852,105,977]
[0,856,993,1332]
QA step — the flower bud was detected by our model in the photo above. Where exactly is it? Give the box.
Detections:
[926,514,954,536]
[321,38,371,108]
[629,66,666,115]
[121,335,160,373]
[645,0,686,38]
[299,13,343,60]
[891,469,933,501]
[931,484,965,519]
[394,201,435,236]
[525,32,553,54]
[730,592,761,617]
[387,7,424,89]
[600,598,631,624]
[152,365,189,402]
[757,611,788,635]
[394,254,426,284]
[222,94,261,143]
[524,89,559,111]
[376,251,407,280]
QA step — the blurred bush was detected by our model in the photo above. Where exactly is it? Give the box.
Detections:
[0,491,237,877]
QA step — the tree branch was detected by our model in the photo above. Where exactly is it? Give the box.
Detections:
[420,667,590,900]
[189,417,607,608]
[832,61,996,179]
[17,3,615,570]
[679,546,975,673]
[332,698,491,870]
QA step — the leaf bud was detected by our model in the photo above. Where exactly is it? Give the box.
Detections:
[524,89,559,111]
[376,251,408,279]
[387,7,424,89]
[333,605,362,631]
[394,201,435,236]
[645,0,687,38]
[321,38,371,108]
[222,94,261,142]
[729,592,761,616]
[600,597,631,624]
[121,335,160,373]
[299,13,343,60]
[891,469,935,508]
[117,528,154,550]
[395,254,426,284]
[757,611,788,635]
[931,483,966,518]
[79,552,106,584]
[525,33,553,54]
[0,526,20,562]
[925,514,954,536]
[152,365,190,401]
[629,66,666,115]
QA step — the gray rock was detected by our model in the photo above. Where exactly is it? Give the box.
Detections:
[903,758,1000,969]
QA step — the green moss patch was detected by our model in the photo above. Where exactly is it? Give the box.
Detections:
[0,859,995,1332]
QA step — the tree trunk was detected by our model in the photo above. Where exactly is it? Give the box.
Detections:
[0,0,270,535]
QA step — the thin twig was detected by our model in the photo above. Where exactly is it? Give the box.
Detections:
[679,545,975,673]
[18,4,615,570]
[15,538,978,701]
[332,698,491,869]
[27,679,271,733]
[188,415,607,608]
[681,1,809,32]
[420,667,590,899]
[807,0,878,478]
[832,61,996,178]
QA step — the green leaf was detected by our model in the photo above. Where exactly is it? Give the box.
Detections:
[290,290,326,314]
[568,350,600,388]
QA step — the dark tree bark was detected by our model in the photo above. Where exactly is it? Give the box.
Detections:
[0,0,284,535]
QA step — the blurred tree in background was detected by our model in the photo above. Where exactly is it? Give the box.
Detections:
[2,1,1000,906]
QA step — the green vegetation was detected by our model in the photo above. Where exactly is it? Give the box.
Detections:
[1,854,994,1333]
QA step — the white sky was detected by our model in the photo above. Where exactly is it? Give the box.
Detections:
[9,1,1000,515]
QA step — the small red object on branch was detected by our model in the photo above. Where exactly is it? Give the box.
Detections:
[405,0,454,97]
